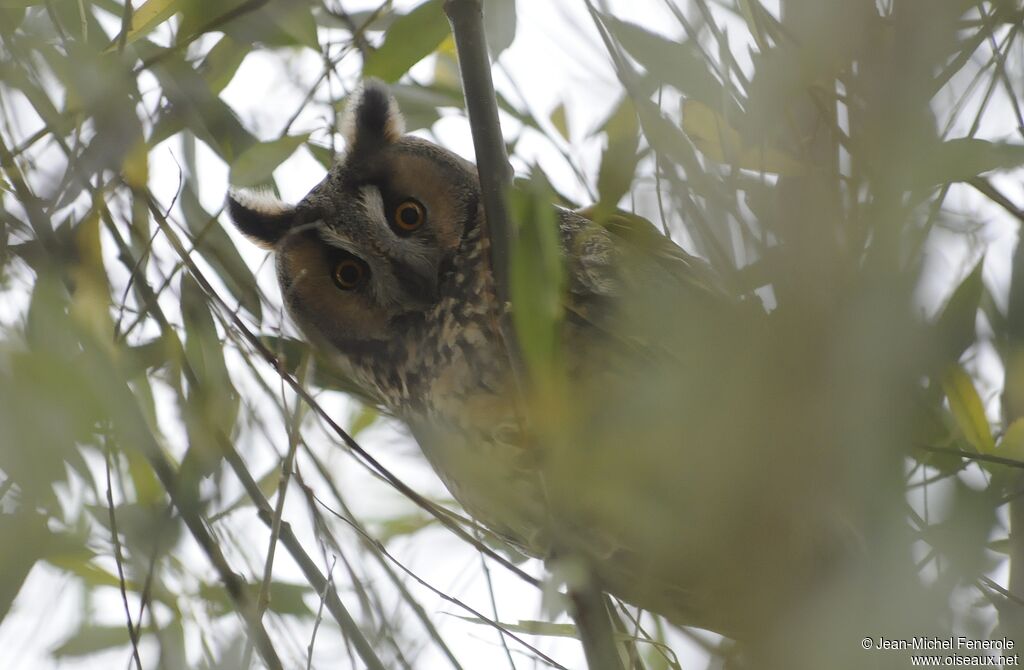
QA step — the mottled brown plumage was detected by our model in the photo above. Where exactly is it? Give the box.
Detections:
[227,81,839,639]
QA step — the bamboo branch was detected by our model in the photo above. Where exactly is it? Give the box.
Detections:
[443,0,514,308]
[570,588,624,670]
[1003,232,1024,632]
[443,4,623,670]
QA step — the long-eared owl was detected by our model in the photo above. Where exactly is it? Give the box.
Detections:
[227,80,838,638]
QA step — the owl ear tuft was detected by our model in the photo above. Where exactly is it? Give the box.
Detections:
[342,79,405,153]
[226,188,298,249]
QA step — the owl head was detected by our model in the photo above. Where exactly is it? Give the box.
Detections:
[227,80,482,354]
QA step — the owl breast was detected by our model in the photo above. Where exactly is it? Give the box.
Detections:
[346,213,583,554]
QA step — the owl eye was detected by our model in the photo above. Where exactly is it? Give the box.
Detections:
[333,258,367,290]
[392,199,426,233]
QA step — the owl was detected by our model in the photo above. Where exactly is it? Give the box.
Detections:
[227,80,842,640]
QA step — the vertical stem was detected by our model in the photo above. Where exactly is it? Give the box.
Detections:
[443,4,622,669]
[1003,232,1024,623]
[443,0,514,307]
[570,588,623,670]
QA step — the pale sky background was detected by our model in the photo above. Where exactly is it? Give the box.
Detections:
[1,0,1023,668]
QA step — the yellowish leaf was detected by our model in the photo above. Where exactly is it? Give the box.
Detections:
[942,365,995,454]
[681,99,806,176]
[550,102,569,141]
[104,0,182,52]
[998,418,1024,463]
[122,137,148,189]
[70,208,113,347]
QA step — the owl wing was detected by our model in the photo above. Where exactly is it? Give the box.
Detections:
[558,206,750,366]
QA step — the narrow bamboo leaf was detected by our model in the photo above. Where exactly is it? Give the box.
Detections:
[0,7,25,32]
[376,514,435,542]
[509,172,565,395]
[682,100,806,175]
[209,466,280,522]
[305,141,335,170]
[363,0,449,82]
[432,36,461,90]
[150,56,256,160]
[942,365,995,454]
[935,257,984,363]
[483,0,517,57]
[53,626,136,658]
[104,0,183,51]
[349,404,379,437]
[0,512,50,622]
[47,554,128,590]
[602,15,731,112]
[180,183,262,319]
[387,82,462,131]
[180,274,238,478]
[452,615,578,638]
[921,138,1024,185]
[198,580,312,617]
[199,34,250,94]
[229,134,309,188]
[550,102,569,141]
[998,419,1024,463]
[595,97,640,216]
[180,0,318,49]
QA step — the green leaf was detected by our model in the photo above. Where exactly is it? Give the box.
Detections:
[682,99,806,176]
[180,0,319,49]
[209,466,280,523]
[0,512,50,622]
[229,134,309,188]
[180,182,262,319]
[363,0,450,82]
[199,34,251,94]
[602,15,732,112]
[149,56,256,160]
[922,139,1024,186]
[47,553,129,591]
[198,580,312,617]
[180,274,238,480]
[453,615,579,638]
[388,82,462,131]
[942,365,994,454]
[595,97,640,216]
[510,171,566,400]
[550,102,569,141]
[483,0,517,57]
[998,419,1024,463]
[53,625,135,658]
[935,257,984,363]
[349,404,379,437]
[0,7,25,33]
[305,141,335,170]
[375,513,436,542]
[106,0,183,51]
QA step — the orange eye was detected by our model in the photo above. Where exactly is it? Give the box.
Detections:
[333,258,366,290]
[393,199,425,232]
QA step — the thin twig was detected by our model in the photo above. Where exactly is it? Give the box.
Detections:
[478,537,517,670]
[104,445,143,670]
[307,487,568,670]
[442,0,528,389]
[306,555,336,670]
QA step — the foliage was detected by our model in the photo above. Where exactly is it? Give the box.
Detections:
[1,0,1024,668]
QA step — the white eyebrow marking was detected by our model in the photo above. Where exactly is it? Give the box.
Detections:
[356,186,437,284]
[359,186,388,233]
